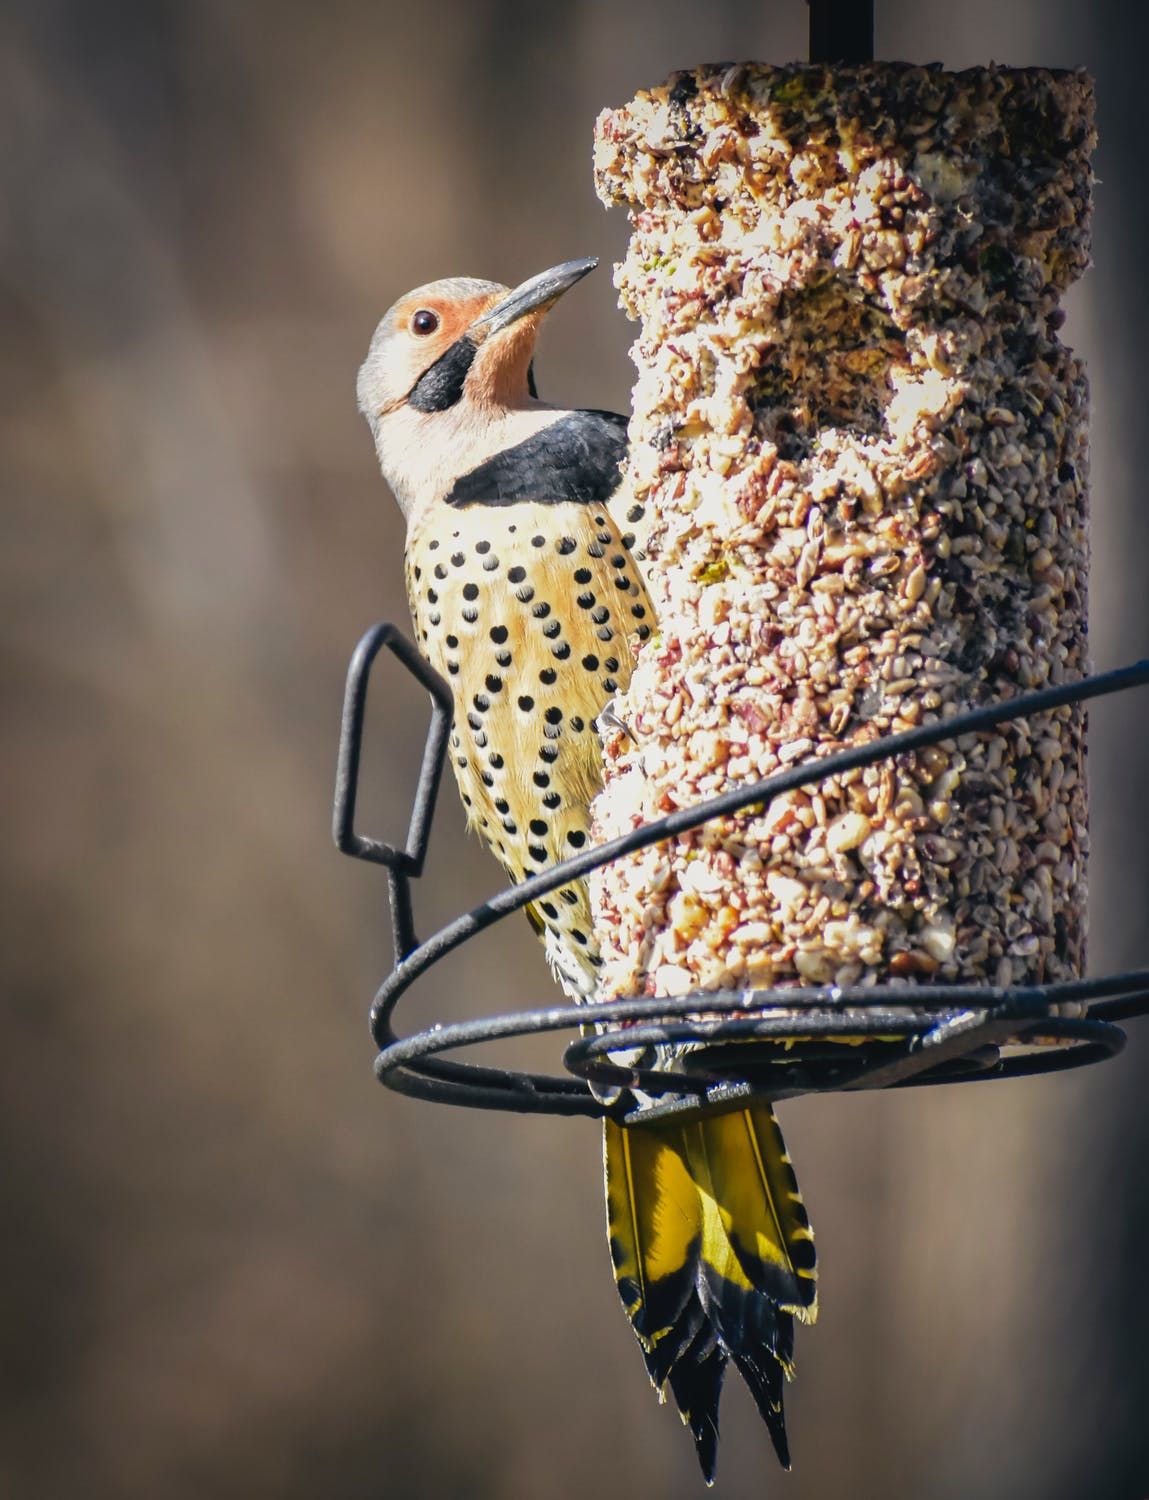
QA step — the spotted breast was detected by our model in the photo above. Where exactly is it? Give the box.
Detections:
[405,494,652,1000]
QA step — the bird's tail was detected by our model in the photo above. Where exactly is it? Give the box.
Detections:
[603,1104,816,1483]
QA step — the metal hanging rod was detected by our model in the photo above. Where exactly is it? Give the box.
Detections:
[808,0,875,63]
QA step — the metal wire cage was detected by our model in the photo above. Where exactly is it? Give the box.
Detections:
[333,622,1149,1125]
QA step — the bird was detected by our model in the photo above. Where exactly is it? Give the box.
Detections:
[357,257,817,1483]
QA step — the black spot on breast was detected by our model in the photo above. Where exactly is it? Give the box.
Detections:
[604,657,619,672]
[495,797,509,814]
[637,624,651,641]
[413,566,422,580]
[434,564,448,580]
[552,642,571,659]
[485,674,502,693]
[571,930,588,946]
[528,845,547,863]
[582,654,599,671]
[475,540,490,554]
[490,625,508,644]
[540,745,559,763]
[542,621,561,639]
[544,707,563,725]
[587,542,604,558]
[429,539,440,550]
[614,576,631,591]
[533,770,550,788]
[518,695,535,711]
[474,730,488,748]
[540,901,558,919]
[473,694,489,712]
[567,830,587,848]
[632,604,647,619]
[603,677,618,692]
[428,612,441,627]
[515,584,535,603]
[451,552,465,567]
[508,566,526,584]
[596,627,614,643]
[570,716,585,732]
[560,888,579,905]
[543,724,560,741]
[577,592,596,609]
[446,634,459,649]
[496,650,512,667]
[447,662,459,675]
[502,819,518,835]
[610,555,626,569]
[489,752,504,768]
[462,582,479,601]
[542,792,560,809]
[462,606,479,623]
[532,602,551,619]
[482,556,499,571]
[557,537,576,555]
[539,668,557,685]
[455,755,468,769]
[467,711,483,730]
[590,606,609,625]
[427,588,438,604]
[574,568,592,584]
[532,535,545,548]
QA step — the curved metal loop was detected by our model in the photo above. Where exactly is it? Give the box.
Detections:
[333,622,453,875]
[371,976,1142,1120]
[333,634,1149,1117]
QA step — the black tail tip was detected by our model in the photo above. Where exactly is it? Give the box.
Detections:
[687,1405,790,1481]
[762,1404,792,1471]
[771,1431,792,1471]
[690,1424,720,1486]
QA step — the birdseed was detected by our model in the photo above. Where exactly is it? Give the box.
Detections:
[590,63,1094,1005]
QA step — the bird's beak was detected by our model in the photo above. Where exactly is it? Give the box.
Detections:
[469,257,598,339]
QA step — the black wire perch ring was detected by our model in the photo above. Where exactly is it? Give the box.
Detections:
[334,623,1149,1123]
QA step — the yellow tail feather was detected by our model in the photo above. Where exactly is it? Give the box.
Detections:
[603,1116,701,1348]
[686,1104,817,1324]
[604,1105,816,1481]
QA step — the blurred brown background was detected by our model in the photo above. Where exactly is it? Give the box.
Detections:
[2,2,1147,1496]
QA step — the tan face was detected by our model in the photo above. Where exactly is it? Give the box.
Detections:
[371,286,501,415]
[357,274,553,426]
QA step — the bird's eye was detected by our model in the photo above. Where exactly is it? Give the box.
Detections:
[411,309,439,336]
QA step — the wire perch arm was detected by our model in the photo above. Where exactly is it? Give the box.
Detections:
[333,623,1149,1120]
[333,623,453,962]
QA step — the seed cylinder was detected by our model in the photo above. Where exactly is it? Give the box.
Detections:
[591,63,1094,1003]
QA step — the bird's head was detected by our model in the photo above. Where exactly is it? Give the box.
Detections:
[358,257,597,522]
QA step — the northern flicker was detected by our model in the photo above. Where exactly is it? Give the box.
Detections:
[357,258,817,1482]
